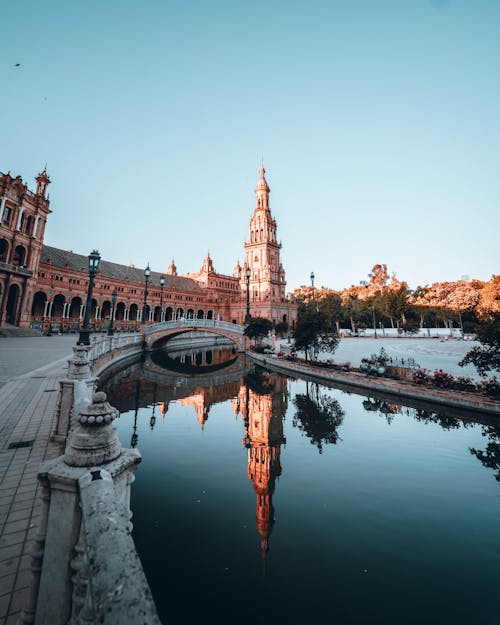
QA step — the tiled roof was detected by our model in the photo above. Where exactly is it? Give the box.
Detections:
[40,245,204,293]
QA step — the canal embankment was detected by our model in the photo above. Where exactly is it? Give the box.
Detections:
[247,351,500,419]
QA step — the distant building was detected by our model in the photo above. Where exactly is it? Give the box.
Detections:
[0,166,297,332]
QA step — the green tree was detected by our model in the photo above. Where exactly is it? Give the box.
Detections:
[293,306,339,362]
[244,317,273,344]
[318,293,343,333]
[343,295,361,333]
[275,320,288,337]
[459,316,500,377]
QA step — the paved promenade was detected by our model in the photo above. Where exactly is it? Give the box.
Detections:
[0,336,75,625]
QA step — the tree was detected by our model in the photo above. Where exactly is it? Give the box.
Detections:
[343,295,361,333]
[459,315,500,377]
[275,320,288,337]
[293,387,345,453]
[244,317,273,343]
[293,306,339,362]
[368,263,389,287]
[318,293,342,333]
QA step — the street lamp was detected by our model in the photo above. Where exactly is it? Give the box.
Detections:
[310,271,315,304]
[159,274,165,322]
[108,289,117,336]
[142,264,151,324]
[371,304,377,339]
[244,267,251,324]
[78,250,101,345]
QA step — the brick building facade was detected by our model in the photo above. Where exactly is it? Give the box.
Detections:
[0,166,297,333]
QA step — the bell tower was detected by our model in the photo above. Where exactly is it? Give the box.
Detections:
[241,167,286,318]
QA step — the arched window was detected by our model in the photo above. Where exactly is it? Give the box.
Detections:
[0,239,9,263]
[13,245,26,267]
[25,215,33,236]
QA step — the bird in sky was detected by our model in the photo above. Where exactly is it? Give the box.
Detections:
[14,63,20,67]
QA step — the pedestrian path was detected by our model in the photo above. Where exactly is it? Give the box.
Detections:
[0,358,69,625]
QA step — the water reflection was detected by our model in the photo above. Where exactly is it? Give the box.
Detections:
[293,382,345,452]
[99,345,500,624]
[151,344,237,374]
[234,371,287,565]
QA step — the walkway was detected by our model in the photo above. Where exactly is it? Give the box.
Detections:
[0,337,75,624]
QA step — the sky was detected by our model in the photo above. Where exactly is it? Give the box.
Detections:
[1,0,499,291]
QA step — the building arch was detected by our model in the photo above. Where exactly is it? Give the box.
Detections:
[52,294,66,319]
[176,307,184,319]
[101,301,112,321]
[13,245,26,267]
[0,239,9,263]
[31,291,47,318]
[69,296,83,319]
[5,283,21,324]
[153,306,162,322]
[206,310,214,320]
[186,308,194,319]
[197,309,204,319]
[25,215,34,236]
[129,303,139,321]
[165,306,173,321]
[115,302,125,321]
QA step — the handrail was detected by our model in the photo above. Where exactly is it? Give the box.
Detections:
[144,318,245,335]
[78,470,161,625]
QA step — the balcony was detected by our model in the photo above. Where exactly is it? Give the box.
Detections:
[0,261,33,277]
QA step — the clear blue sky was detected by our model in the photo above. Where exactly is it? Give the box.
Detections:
[1,0,498,290]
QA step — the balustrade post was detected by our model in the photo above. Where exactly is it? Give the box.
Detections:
[30,392,141,624]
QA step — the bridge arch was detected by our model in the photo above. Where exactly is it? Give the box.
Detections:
[143,319,247,352]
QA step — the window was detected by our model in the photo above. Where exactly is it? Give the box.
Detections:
[3,206,11,226]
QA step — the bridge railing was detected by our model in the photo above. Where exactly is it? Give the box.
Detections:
[143,318,245,335]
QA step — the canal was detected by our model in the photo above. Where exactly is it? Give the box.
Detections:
[99,344,500,625]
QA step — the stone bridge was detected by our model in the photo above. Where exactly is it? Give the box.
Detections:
[143,319,247,351]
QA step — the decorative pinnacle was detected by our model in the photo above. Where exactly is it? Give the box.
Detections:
[78,392,118,426]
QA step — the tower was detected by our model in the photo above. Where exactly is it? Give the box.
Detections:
[241,167,287,321]
[35,166,51,198]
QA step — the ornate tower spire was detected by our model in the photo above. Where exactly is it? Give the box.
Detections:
[35,166,51,198]
[201,251,214,274]
[254,165,270,210]
[166,259,177,276]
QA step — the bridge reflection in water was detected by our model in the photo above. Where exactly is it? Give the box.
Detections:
[98,343,500,625]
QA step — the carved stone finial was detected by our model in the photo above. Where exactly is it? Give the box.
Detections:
[67,345,92,380]
[64,392,122,467]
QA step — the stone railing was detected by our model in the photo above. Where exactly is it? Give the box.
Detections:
[21,346,162,624]
[143,318,245,336]
[87,332,143,374]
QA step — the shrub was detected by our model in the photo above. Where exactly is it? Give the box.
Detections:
[453,376,477,392]
[479,377,500,399]
[430,370,454,389]
[413,369,429,385]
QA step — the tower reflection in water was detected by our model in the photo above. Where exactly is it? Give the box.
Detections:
[234,372,287,566]
[106,351,288,565]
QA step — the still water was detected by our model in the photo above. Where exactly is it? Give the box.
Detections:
[99,345,500,625]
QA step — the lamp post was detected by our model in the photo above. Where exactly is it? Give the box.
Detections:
[108,289,117,336]
[142,264,151,324]
[244,267,251,324]
[78,250,101,345]
[159,274,165,322]
[310,271,315,305]
[371,304,377,339]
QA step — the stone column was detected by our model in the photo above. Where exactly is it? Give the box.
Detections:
[15,205,25,230]
[33,392,141,625]
[52,345,96,444]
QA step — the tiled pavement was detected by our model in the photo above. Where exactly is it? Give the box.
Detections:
[0,348,72,624]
